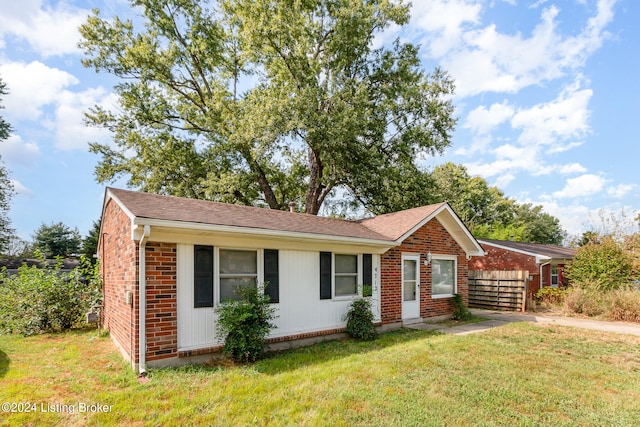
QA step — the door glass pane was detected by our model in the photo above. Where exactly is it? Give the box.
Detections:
[220,249,257,274]
[403,259,416,281]
[335,275,357,296]
[403,280,416,301]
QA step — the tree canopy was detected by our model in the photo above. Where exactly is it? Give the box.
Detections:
[432,163,566,245]
[0,76,15,253]
[79,0,456,215]
[32,222,82,258]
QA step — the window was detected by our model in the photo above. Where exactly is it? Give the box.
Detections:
[335,254,358,297]
[432,256,456,297]
[320,252,372,299]
[219,249,257,301]
[193,247,279,305]
[551,265,559,288]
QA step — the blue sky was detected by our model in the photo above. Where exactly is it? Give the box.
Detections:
[0,0,638,242]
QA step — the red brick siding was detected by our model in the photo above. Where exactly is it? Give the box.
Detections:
[380,218,468,323]
[100,199,138,364]
[101,200,178,365]
[145,242,178,362]
[469,245,541,294]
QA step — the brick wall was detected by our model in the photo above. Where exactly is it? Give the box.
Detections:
[468,245,541,294]
[380,218,468,323]
[100,199,138,365]
[101,200,178,366]
[145,242,178,362]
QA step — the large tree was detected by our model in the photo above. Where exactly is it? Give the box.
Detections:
[430,163,566,245]
[79,0,456,214]
[32,222,82,258]
[0,76,15,252]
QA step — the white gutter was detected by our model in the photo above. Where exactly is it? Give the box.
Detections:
[138,224,151,375]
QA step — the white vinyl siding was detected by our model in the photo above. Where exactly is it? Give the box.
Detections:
[177,245,381,351]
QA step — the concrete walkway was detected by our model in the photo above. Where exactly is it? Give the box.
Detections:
[405,309,640,337]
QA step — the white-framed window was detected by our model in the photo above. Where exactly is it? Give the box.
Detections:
[219,248,258,301]
[320,252,373,300]
[551,265,559,288]
[334,253,358,297]
[431,255,457,298]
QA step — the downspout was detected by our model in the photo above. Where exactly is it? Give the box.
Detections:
[539,261,551,289]
[138,224,151,375]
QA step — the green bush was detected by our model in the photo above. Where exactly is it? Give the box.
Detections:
[564,238,636,291]
[450,294,472,321]
[344,298,377,341]
[535,287,567,305]
[0,255,102,335]
[215,285,277,362]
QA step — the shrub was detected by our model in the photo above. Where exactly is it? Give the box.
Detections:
[535,287,567,305]
[215,285,277,362]
[0,255,102,336]
[563,286,640,322]
[450,294,472,321]
[563,286,605,317]
[344,298,377,341]
[564,237,635,291]
[607,289,640,322]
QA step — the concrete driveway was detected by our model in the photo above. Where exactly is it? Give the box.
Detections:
[408,309,640,337]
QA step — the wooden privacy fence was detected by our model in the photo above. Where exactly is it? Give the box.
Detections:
[468,270,528,312]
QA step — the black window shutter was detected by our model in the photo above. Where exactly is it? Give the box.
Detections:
[363,253,373,297]
[264,249,279,303]
[320,252,332,299]
[194,245,214,308]
[363,254,372,286]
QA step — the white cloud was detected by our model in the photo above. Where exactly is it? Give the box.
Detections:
[10,179,34,197]
[0,60,116,151]
[54,88,116,150]
[0,134,40,167]
[0,0,89,57]
[411,0,617,98]
[557,163,587,175]
[552,174,608,199]
[512,79,592,148]
[464,102,515,135]
[0,61,78,121]
[532,200,591,236]
[411,0,482,58]
[607,184,636,199]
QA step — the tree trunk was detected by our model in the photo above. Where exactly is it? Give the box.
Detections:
[305,147,323,215]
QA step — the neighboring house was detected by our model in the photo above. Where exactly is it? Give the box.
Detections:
[0,258,80,277]
[99,188,484,371]
[468,239,576,295]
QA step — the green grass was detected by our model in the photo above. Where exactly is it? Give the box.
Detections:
[1,324,640,426]
[429,314,488,328]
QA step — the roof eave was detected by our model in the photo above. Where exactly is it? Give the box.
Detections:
[478,240,569,262]
[396,204,485,256]
[132,217,396,249]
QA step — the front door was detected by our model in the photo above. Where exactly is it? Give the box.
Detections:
[402,254,420,320]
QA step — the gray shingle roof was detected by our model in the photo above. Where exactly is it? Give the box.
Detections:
[108,187,395,241]
[479,239,576,259]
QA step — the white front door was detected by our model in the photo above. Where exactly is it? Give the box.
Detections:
[402,254,420,320]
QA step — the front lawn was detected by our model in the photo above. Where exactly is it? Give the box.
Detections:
[1,324,640,426]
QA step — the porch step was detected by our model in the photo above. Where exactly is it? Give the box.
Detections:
[402,318,423,326]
